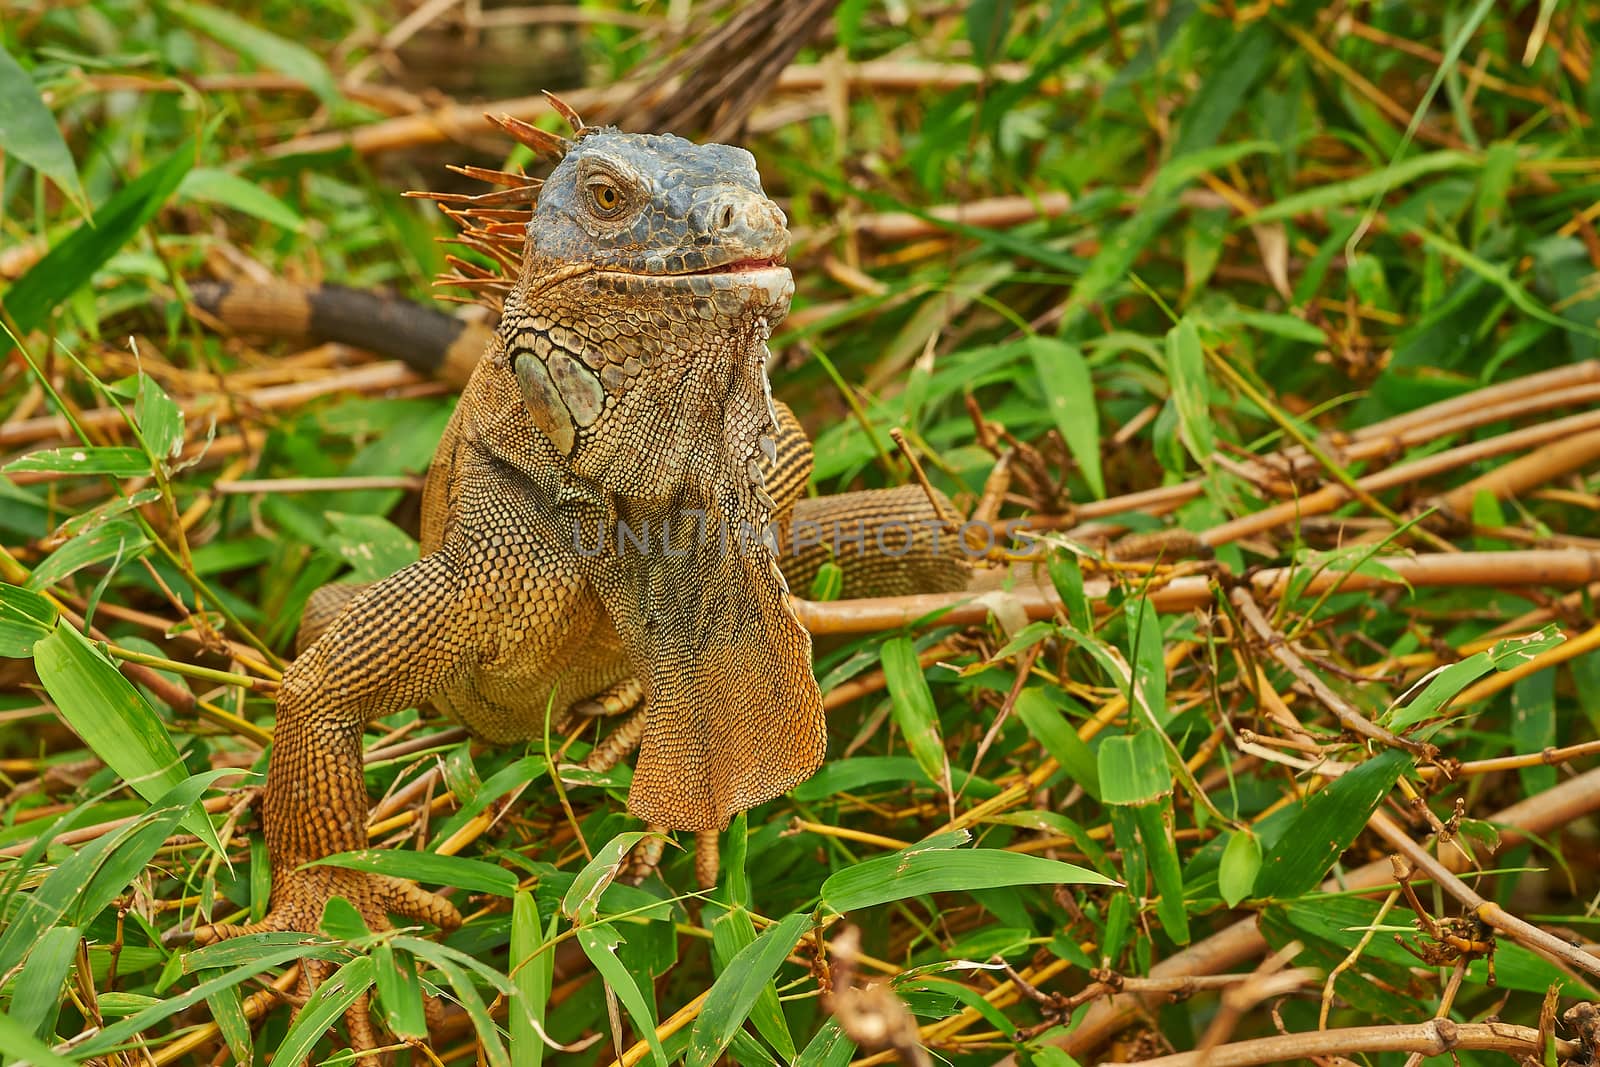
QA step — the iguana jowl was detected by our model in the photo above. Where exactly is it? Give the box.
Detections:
[194,119,968,965]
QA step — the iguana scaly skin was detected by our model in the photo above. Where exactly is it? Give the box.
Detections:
[192,123,969,976]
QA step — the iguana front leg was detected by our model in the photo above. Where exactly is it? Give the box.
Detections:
[199,553,477,942]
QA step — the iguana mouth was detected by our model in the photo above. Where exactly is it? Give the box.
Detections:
[692,256,784,274]
[596,256,788,280]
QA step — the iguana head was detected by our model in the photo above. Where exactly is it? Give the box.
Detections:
[492,123,824,832]
[503,128,793,493]
[528,129,791,282]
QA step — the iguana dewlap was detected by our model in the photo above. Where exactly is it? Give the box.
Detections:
[192,123,969,970]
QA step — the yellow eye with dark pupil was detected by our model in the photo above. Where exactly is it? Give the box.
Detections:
[592,184,619,212]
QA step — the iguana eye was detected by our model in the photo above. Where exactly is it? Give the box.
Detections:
[588,180,623,217]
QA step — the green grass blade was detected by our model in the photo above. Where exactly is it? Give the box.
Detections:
[880,636,951,800]
[510,890,554,1067]
[371,941,427,1040]
[3,447,154,478]
[1255,748,1411,900]
[0,583,57,657]
[690,911,810,1067]
[1135,800,1189,945]
[31,621,224,853]
[821,842,1114,915]
[562,831,654,925]
[1028,336,1103,498]
[271,954,376,1065]
[0,1009,79,1067]
[578,922,668,1067]
[0,44,85,213]
[1096,731,1171,806]
[8,924,79,1041]
[307,848,515,897]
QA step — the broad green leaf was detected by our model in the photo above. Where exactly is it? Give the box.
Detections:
[392,937,515,1067]
[372,941,428,1039]
[1512,670,1557,795]
[96,993,163,1017]
[821,842,1113,914]
[24,516,150,591]
[809,560,844,601]
[562,830,654,924]
[0,44,85,212]
[790,756,1000,802]
[9,924,79,1040]
[273,955,376,1065]
[433,754,548,841]
[577,923,668,1067]
[324,512,419,582]
[182,932,342,973]
[79,941,337,1055]
[73,771,238,926]
[690,911,811,1067]
[1218,829,1262,908]
[205,984,252,1065]
[2,138,194,338]
[1028,336,1103,498]
[1182,207,1230,303]
[0,1010,79,1067]
[1472,142,1519,246]
[1102,888,1131,965]
[1172,20,1276,156]
[309,848,514,897]
[1255,749,1410,899]
[1399,221,1600,342]
[965,0,1013,66]
[318,895,371,940]
[33,622,223,852]
[1013,688,1099,800]
[795,1019,855,1067]
[3,446,153,478]
[393,934,517,995]
[705,900,792,1056]
[134,372,185,464]
[1096,731,1171,805]
[178,167,306,232]
[1384,626,1565,730]
[0,582,57,657]
[881,636,950,798]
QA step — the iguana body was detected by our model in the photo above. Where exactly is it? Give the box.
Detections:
[192,123,968,981]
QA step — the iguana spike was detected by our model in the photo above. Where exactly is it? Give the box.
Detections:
[542,90,589,137]
[487,112,570,162]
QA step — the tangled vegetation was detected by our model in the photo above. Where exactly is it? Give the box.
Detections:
[2,1,1599,1064]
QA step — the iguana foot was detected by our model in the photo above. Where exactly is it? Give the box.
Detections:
[194,867,462,944]
[566,676,645,721]
[583,705,647,774]
[193,869,461,1058]
[616,827,721,889]
[620,830,667,885]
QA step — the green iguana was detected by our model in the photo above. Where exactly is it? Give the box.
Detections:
[189,106,969,1045]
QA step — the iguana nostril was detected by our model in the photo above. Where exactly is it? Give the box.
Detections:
[720,204,736,230]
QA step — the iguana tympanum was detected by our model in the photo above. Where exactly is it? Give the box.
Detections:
[191,111,968,981]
